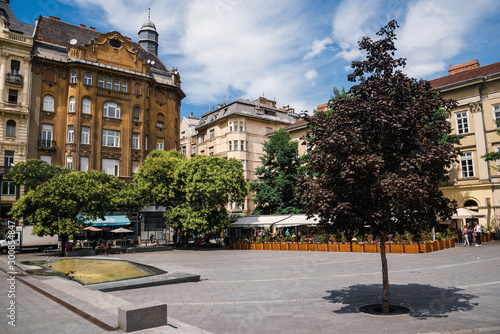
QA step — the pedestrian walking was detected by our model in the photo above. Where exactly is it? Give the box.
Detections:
[463,226,470,246]
[474,222,482,246]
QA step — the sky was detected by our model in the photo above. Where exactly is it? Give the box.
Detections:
[10,0,500,119]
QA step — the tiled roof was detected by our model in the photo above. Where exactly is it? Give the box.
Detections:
[34,16,168,72]
[430,61,500,89]
[0,1,34,35]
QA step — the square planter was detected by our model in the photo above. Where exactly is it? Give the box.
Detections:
[404,244,419,254]
[289,243,299,251]
[272,243,280,251]
[364,244,379,253]
[307,244,318,251]
[338,244,351,252]
[437,240,445,250]
[250,243,256,250]
[280,243,289,251]
[298,244,308,251]
[431,241,438,252]
[255,243,263,250]
[263,243,271,250]
[234,243,241,250]
[351,244,364,252]
[444,240,451,248]
[328,244,338,252]
[317,244,328,251]
[230,243,235,250]
[419,243,431,253]
[390,244,403,253]
[450,239,455,247]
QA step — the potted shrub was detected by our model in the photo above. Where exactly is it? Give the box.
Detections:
[263,236,271,250]
[317,235,327,251]
[328,235,339,252]
[255,236,264,250]
[338,235,351,252]
[403,232,419,254]
[389,234,403,253]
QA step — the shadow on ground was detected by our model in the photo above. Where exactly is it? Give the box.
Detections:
[324,283,478,319]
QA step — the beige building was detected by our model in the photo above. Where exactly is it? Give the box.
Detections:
[180,112,199,157]
[430,60,500,233]
[194,97,301,215]
[0,0,34,220]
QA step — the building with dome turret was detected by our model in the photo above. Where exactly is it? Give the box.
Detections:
[27,14,185,181]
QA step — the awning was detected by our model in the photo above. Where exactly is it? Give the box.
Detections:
[85,215,131,226]
[274,215,321,227]
[451,208,485,219]
[232,215,291,228]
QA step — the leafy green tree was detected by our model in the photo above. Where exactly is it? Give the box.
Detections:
[299,21,460,313]
[134,150,249,246]
[482,121,500,170]
[9,170,127,256]
[6,159,71,192]
[251,128,303,215]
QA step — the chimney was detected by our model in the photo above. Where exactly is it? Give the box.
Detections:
[449,60,480,75]
[49,16,60,21]
[257,97,276,108]
[89,26,96,31]
[316,103,329,112]
[80,24,86,28]
[190,112,194,118]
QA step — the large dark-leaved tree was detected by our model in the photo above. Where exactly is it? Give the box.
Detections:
[251,128,303,215]
[299,20,460,313]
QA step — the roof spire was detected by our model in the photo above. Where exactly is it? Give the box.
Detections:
[148,8,150,20]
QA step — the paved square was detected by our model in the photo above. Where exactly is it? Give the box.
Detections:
[2,241,500,333]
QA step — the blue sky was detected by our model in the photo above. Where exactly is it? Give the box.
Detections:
[10,0,500,119]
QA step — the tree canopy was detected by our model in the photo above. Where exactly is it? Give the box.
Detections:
[134,150,249,244]
[9,170,127,256]
[6,159,71,192]
[299,20,460,312]
[250,128,303,215]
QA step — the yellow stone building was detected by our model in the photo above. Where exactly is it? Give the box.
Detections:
[0,0,33,221]
[431,60,500,233]
[192,97,301,215]
[27,16,185,181]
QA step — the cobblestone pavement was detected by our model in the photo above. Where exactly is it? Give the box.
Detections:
[1,241,500,333]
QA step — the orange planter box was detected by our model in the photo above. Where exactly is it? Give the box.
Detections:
[263,243,271,250]
[317,244,328,251]
[404,244,419,254]
[338,244,351,252]
[437,240,445,250]
[250,243,256,250]
[272,243,280,251]
[298,244,307,251]
[390,244,403,253]
[328,244,338,252]
[255,243,263,250]
[280,243,289,251]
[307,244,318,251]
[364,244,379,253]
[418,243,431,253]
[289,243,298,251]
[351,244,364,252]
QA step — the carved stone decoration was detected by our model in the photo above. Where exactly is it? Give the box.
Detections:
[470,102,482,113]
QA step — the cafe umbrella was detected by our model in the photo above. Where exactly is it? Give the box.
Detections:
[110,227,134,245]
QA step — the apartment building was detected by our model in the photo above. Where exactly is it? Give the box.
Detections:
[430,60,500,232]
[0,0,34,220]
[180,112,200,157]
[194,97,301,215]
[27,15,185,181]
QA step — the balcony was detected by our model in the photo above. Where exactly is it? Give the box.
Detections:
[6,73,24,87]
[38,139,56,150]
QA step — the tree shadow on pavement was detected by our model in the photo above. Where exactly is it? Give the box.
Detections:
[323,283,478,319]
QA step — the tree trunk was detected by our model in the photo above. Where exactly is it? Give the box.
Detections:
[379,231,389,313]
[61,235,68,257]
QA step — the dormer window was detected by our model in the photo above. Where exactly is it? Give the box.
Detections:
[109,39,121,48]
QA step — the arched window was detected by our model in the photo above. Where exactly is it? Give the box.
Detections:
[82,98,91,114]
[156,113,164,128]
[45,69,56,82]
[6,120,16,137]
[106,78,112,89]
[121,81,127,92]
[464,200,478,208]
[133,106,140,121]
[114,80,120,91]
[134,82,141,95]
[43,95,54,111]
[84,73,92,85]
[69,96,75,112]
[98,76,104,88]
[103,102,120,118]
[70,71,77,84]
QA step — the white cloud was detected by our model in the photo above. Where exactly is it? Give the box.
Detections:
[398,0,499,78]
[304,37,333,60]
[305,69,318,80]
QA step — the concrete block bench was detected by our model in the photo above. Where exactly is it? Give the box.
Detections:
[118,301,167,332]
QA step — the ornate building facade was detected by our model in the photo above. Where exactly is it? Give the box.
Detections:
[27,16,184,181]
[0,0,33,220]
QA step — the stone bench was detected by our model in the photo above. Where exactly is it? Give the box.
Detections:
[118,301,168,332]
